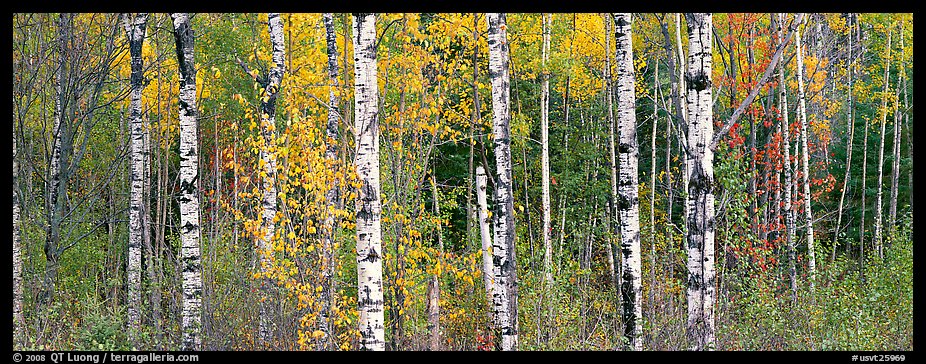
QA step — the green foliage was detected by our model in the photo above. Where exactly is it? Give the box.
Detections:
[717,214,912,350]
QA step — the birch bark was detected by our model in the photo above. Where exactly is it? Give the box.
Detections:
[352,13,385,351]
[170,12,203,351]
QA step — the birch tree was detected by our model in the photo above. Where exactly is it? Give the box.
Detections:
[352,12,385,351]
[794,18,816,288]
[541,12,553,292]
[487,12,518,351]
[476,165,495,326]
[604,13,621,300]
[890,21,906,237]
[777,13,797,302]
[253,12,286,347]
[428,172,444,351]
[319,11,340,351]
[13,120,24,344]
[41,12,72,307]
[123,13,148,345]
[613,12,642,351]
[171,12,202,351]
[683,12,715,351]
[873,25,892,260]
[835,14,856,259]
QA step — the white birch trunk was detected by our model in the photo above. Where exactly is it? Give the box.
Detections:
[835,17,855,258]
[776,13,798,302]
[676,13,690,241]
[650,51,659,322]
[487,12,518,351]
[43,12,71,307]
[352,13,385,351]
[428,173,443,351]
[613,13,643,351]
[319,12,340,351]
[123,12,148,344]
[541,12,553,292]
[255,12,286,347]
[794,22,816,288]
[684,13,715,351]
[873,27,891,260]
[604,13,622,303]
[13,119,24,343]
[889,24,904,239]
[476,165,495,326]
[171,12,202,351]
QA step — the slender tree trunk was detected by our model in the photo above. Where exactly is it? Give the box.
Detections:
[676,13,690,246]
[613,13,642,351]
[145,111,159,344]
[649,52,659,326]
[541,12,553,293]
[873,27,892,260]
[860,115,869,269]
[428,172,443,351]
[352,13,385,351]
[889,23,904,241]
[684,13,715,351]
[42,12,72,308]
[776,13,798,303]
[468,13,481,258]
[888,91,901,238]
[319,12,340,352]
[794,20,816,289]
[768,14,781,247]
[13,114,24,345]
[476,165,495,326]
[835,17,855,260]
[656,14,680,280]
[253,12,286,347]
[748,24,759,242]
[604,13,623,308]
[171,12,203,351]
[486,12,518,351]
[123,12,148,345]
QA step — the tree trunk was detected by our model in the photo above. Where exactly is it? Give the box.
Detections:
[252,12,286,348]
[428,172,443,351]
[749,24,759,241]
[794,20,816,289]
[835,16,855,260]
[613,13,643,351]
[171,12,203,351]
[123,12,148,345]
[42,12,72,308]
[352,13,386,351]
[144,106,159,344]
[319,12,340,352]
[468,13,481,261]
[860,113,869,271]
[541,12,553,294]
[683,12,715,351]
[475,165,495,327]
[873,27,891,260]
[889,23,904,241]
[486,12,518,351]
[13,113,24,345]
[604,13,623,309]
[676,13,690,247]
[776,13,798,303]
[649,49,659,326]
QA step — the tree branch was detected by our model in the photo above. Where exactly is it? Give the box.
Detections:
[709,13,805,152]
